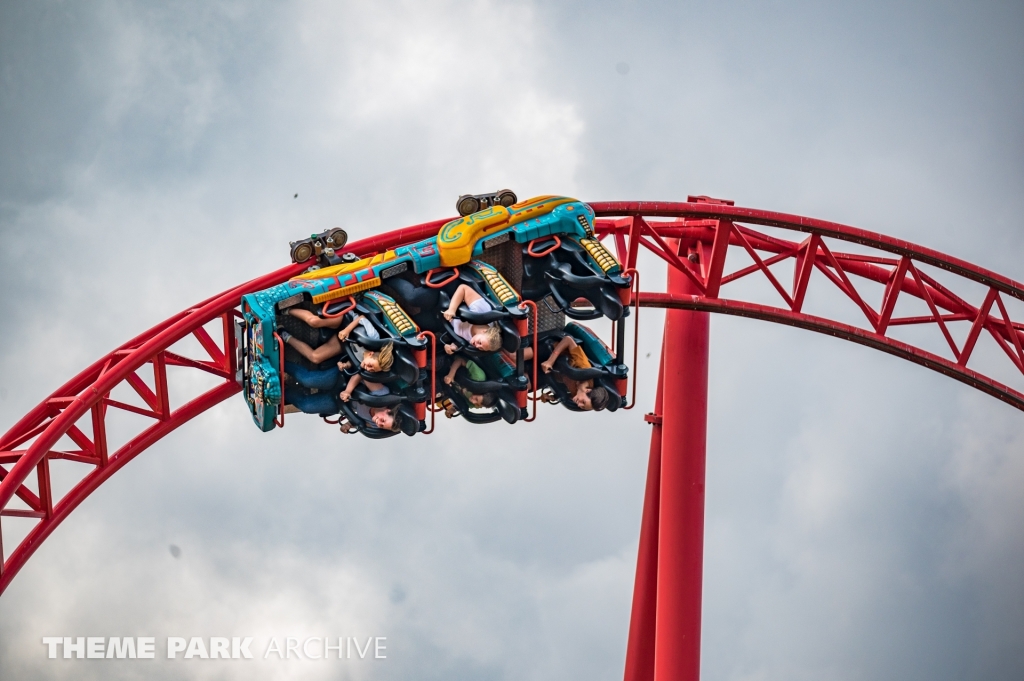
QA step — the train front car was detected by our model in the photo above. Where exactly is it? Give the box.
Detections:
[239,195,634,432]
[241,288,287,432]
[499,197,632,411]
[431,195,630,321]
[510,197,631,321]
[241,251,429,435]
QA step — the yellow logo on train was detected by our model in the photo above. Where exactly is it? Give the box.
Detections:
[436,196,576,266]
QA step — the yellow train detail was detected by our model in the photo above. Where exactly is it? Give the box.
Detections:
[437,196,578,267]
[506,195,576,222]
[579,237,621,274]
[470,261,518,305]
[294,251,399,282]
[311,277,382,304]
[437,206,512,267]
[375,296,419,335]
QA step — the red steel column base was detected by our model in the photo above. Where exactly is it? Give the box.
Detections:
[623,335,665,681]
[657,251,711,681]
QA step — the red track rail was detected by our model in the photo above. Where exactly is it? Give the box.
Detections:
[0,218,449,594]
[593,200,1024,411]
[1,201,1022,597]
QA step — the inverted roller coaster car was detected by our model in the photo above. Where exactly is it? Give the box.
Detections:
[334,292,429,435]
[277,294,428,437]
[243,194,622,432]
[241,285,426,431]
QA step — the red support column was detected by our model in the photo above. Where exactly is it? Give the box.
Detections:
[623,336,666,681]
[655,251,711,681]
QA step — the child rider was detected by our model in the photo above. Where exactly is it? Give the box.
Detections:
[537,335,610,411]
[442,284,503,354]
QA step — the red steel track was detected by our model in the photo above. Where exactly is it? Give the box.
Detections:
[1,199,1022,676]
[594,200,1024,412]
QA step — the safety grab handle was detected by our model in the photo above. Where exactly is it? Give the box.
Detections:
[321,296,356,319]
[425,268,460,289]
[437,322,498,358]
[527,235,561,258]
[348,391,405,408]
[550,356,608,381]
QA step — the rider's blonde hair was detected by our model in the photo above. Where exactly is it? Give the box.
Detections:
[482,324,502,351]
[376,341,395,371]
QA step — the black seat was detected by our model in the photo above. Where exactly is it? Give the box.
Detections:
[521,238,631,321]
[338,400,422,438]
[534,328,627,412]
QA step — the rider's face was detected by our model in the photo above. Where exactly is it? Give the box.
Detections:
[362,354,380,372]
[573,388,592,410]
[372,411,394,429]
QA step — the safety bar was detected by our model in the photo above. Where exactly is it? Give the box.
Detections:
[417,330,437,434]
[272,331,286,428]
[519,300,539,422]
[621,268,640,410]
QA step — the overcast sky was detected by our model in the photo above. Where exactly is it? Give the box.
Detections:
[1,1,1022,679]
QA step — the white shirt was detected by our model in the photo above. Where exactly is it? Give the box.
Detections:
[350,316,381,362]
[453,298,492,341]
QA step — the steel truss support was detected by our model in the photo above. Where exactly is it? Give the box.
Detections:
[623,334,664,681]
[655,248,711,681]
[593,201,1024,412]
[624,244,711,681]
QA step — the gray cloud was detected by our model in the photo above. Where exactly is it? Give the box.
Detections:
[1,0,1022,679]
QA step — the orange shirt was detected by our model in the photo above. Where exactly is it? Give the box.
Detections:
[567,345,592,370]
[561,344,593,395]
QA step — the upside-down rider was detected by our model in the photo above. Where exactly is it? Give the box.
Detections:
[442,284,503,354]
[529,334,610,411]
[442,355,498,411]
